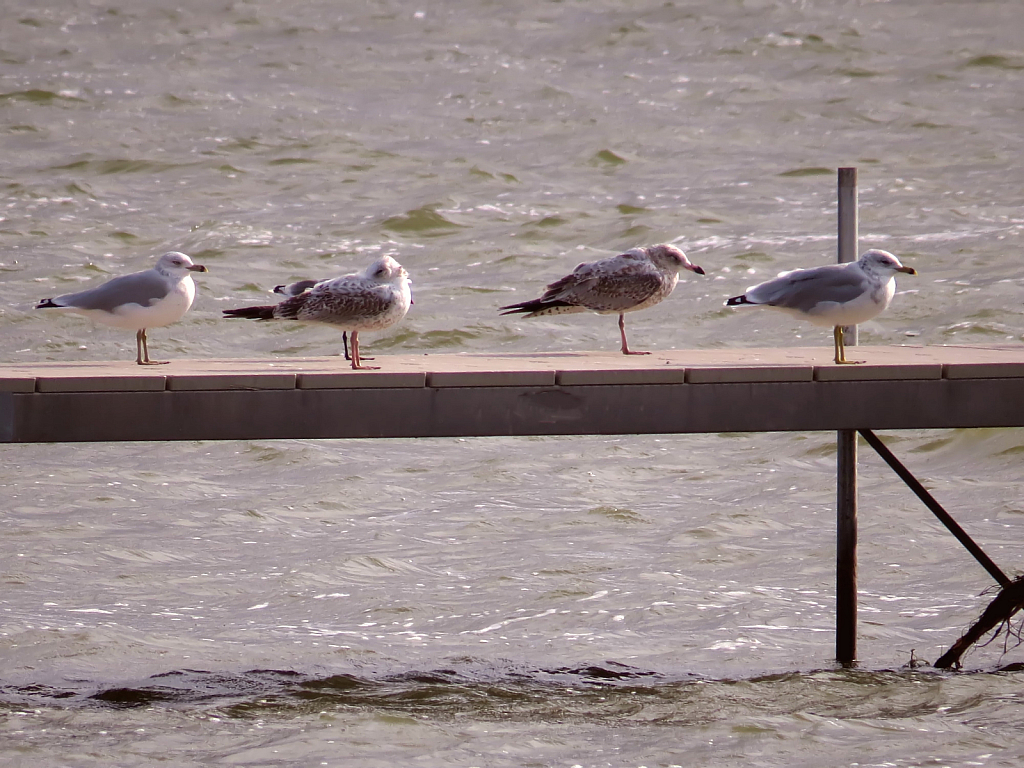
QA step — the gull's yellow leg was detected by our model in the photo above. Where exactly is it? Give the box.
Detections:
[833,326,844,364]
[833,325,862,365]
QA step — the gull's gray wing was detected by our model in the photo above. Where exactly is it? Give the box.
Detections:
[747,264,870,311]
[274,279,323,297]
[51,270,171,312]
[543,257,664,312]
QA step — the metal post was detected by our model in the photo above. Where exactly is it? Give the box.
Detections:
[838,167,859,346]
[836,167,858,665]
[836,429,857,664]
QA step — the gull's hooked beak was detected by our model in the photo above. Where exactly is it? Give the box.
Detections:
[189,264,209,273]
[689,264,706,276]
[897,266,917,275]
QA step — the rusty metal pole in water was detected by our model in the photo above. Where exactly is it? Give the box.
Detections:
[836,167,858,665]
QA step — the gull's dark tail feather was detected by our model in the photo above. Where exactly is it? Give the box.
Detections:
[223,305,276,321]
[725,295,755,307]
[36,298,60,309]
[498,298,572,316]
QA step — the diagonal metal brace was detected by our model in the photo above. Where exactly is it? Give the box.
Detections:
[858,429,1012,589]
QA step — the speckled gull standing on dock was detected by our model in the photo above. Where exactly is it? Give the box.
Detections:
[499,244,705,355]
[223,255,412,370]
[726,248,917,364]
[35,251,208,365]
[272,278,361,362]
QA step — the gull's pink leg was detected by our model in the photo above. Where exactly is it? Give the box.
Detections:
[137,328,168,366]
[349,331,380,370]
[619,313,650,356]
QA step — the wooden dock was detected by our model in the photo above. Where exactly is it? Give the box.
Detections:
[3,345,1023,443]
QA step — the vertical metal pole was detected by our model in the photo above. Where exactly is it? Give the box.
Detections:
[836,167,858,665]
[837,168,859,346]
[836,430,857,664]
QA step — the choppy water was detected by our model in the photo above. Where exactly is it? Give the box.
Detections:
[2,1,1024,765]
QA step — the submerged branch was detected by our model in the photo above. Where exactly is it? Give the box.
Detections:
[935,576,1024,669]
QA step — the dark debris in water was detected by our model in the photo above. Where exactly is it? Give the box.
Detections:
[89,686,178,708]
[935,575,1024,669]
[541,661,662,682]
[2,661,1019,722]
[0,662,667,715]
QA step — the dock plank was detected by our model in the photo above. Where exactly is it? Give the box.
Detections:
[2,346,1023,442]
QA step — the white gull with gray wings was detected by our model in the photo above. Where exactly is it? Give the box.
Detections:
[35,251,208,365]
[223,255,411,370]
[726,248,917,364]
[499,243,705,355]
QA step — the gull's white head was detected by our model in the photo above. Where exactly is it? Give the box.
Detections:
[858,249,916,277]
[646,244,706,276]
[364,255,409,284]
[156,251,208,276]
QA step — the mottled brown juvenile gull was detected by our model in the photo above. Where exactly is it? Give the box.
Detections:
[726,248,917,364]
[499,244,705,355]
[223,255,412,370]
[271,277,361,361]
[35,251,208,365]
